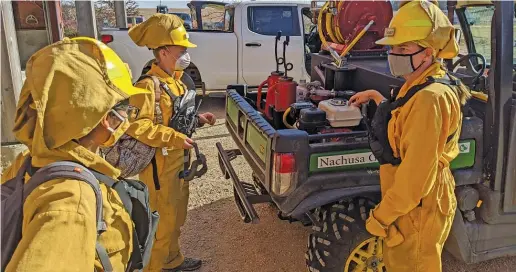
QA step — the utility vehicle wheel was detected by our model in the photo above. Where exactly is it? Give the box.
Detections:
[306,198,386,272]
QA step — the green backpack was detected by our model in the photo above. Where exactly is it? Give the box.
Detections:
[1,157,159,271]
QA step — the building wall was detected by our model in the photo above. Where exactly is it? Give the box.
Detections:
[1,21,18,144]
[12,1,50,69]
[16,30,49,67]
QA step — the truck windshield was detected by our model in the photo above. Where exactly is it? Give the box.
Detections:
[172,13,191,21]
[200,3,226,30]
[463,5,516,65]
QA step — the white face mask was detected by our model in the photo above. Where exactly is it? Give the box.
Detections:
[175,52,191,71]
[387,47,426,77]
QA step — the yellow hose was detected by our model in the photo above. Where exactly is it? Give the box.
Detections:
[334,1,345,43]
[282,107,297,129]
[339,20,375,57]
[325,3,339,44]
[317,2,330,50]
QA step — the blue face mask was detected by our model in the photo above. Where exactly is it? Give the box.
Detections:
[387,47,426,77]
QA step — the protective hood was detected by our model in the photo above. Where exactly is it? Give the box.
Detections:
[128,13,197,49]
[13,37,148,175]
[377,0,459,59]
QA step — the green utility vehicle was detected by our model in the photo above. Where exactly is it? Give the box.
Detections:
[216,1,516,271]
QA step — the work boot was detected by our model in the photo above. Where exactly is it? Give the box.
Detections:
[163,257,202,272]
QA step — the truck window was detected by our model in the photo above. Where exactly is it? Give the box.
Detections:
[201,3,225,30]
[247,6,301,36]
[464,5,516,65]
[190,6,198,29]
[224,7,235,32]
[302,8,314,35]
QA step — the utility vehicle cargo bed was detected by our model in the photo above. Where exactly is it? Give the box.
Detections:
[217,86,482,222]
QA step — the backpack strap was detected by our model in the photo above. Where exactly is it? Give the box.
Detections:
[136,75,177,192]
[391,76,461,143]
[390,80,435,109]
[138,74,177,101]
[90,171,150,271]
[161,81,176,101]
[24,161,105,231]
[24,161,113,272]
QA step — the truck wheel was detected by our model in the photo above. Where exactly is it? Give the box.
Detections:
[306,198,386,272]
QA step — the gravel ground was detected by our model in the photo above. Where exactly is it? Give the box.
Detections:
[183,96,516,272]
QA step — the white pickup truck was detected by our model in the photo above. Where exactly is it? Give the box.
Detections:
[101,0,315,93]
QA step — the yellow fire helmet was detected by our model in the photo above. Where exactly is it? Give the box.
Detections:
[15,37,148,150]
[376,0,459,59]
[128,13,197,49]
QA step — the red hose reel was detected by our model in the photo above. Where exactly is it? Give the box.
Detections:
[321,0,393,54]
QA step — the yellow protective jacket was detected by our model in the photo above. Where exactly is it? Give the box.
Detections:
[3,147,133,272]
[367,63,462,271]
[125,63,188,151]
[2,38,150,271]
[126,63,190,271]
[375,63,461,226]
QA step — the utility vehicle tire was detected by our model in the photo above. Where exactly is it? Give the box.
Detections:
[306,197,386,272]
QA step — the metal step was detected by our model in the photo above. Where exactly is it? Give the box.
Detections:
[216,143,272,224]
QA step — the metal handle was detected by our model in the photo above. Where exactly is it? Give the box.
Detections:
[245,42,262,47]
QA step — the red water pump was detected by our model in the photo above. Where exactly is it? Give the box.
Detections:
[257,34,297,126]
[257,32,285,119]
[270,36,297,116]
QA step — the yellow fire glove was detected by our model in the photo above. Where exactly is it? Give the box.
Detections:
[365,210,388,237]
[365,210,405,247]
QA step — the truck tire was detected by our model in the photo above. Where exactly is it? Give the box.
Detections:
[306,198,386,272]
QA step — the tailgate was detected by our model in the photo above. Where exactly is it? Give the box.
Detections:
[225,89,276,179]
[308,138,476,174]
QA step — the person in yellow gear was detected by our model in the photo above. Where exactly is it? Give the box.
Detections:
[348,1,471,271]
[125,13,216,272]
[2,37,148,271]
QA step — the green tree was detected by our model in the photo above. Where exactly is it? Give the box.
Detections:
[61,0,77,37]
[60,0,139,38]
[94,0,139,35]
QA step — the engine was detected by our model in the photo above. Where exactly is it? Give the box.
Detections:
[283,81,364,141]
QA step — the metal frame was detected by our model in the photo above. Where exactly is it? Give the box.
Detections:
[492,0,515,210]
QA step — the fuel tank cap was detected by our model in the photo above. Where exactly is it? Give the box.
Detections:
[329,98,348,106]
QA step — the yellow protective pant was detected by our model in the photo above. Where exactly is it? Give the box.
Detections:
[142,150,189,272]
[382,168,457,272]
[163,179,190,270]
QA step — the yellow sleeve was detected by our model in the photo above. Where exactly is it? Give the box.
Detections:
[126,79,187,149]
[6,179,98,271]
[373,91,452,226]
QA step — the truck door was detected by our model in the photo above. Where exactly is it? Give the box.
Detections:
[241,4,306,85]
[501,7,516,213]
